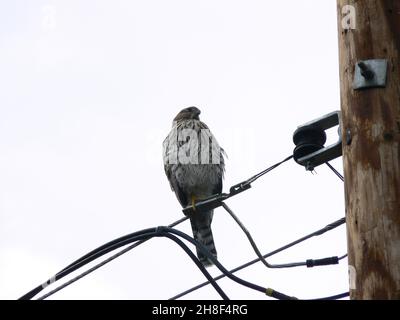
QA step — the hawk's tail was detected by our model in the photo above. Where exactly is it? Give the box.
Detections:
[190,211,217,267]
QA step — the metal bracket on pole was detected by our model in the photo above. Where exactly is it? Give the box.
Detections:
[353,59,388,90]
[293,111,342,171]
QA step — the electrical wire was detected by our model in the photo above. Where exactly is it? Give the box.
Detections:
[35,218,347,300]
[37,230,230,301]
[25,225,297,300]
[59,216,189,276]
[24,225,289,300]
[21,155,294,300]
[39,225,293,300]
[20,215,346,301]
[326,162,344,182]
[182,155,294,216]
[21,230,158,300]
[244,155,293,185]
[222,202,345,269]
[19,216,189,300]
[222,201,295,268]
[27,228,229,300]
[162,227,296,300]
[166,225,348,300]
[157,233,229,300]
[38,228,229,300]
[169,217,346,300]
[19,154,347,301]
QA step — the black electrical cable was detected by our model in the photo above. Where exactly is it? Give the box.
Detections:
[305,254,347,268]
[20,230,156,300]
[222,202,344,269]
[224,201,347,269]
[60,216,189,276]
[244,155,293,185]
[19,153,345,301]
[21,227,228,300]
[26,224,296,300]
[170,217,346,300]
[156,233,230,300]
[36,231,162,300]
[165,227,346,301]
[38,230,229,301]
[21,155,294,300]
[37,222,347,300]
[183,155,293,216]
[338,254,348,260]
[20,218,346,301]
[326,162,344,182]
[19,228,157,300]
[161,227,296,300]
[19,216,189,300]
[24,225,290,300]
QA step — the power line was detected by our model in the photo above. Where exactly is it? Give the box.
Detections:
[38,229,230,300]
[19,154,347,300]
[222,202,344,269]
[169,217,346,300]
[182,155,293,216]
[170,158,347,299]
[19,216,189,300]
[164,227,296,300]
[34,215,346,301]
[326,162,344,182]
[33,226,295,300]
[166,228,348,301]
[59,216,189,276]
[21,214,347,300]
[244,155,294,185]
[25,156,293,300]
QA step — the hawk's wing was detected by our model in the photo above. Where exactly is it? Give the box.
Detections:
[163,135,188,207]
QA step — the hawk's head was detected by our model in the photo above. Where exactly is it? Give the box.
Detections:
[174,106,201,122]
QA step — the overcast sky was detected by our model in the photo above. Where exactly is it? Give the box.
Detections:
[0,0,348,300]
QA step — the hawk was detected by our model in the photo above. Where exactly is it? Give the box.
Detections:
[163,106,225,266]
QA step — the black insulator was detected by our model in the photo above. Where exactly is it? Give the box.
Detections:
[293,126,327,164]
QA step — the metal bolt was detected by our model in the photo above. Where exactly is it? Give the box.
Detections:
[305,161,315,172]
[346,129,352,145]
[358,62,375,80]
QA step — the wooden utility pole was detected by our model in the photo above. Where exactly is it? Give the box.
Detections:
[337,1,400,299]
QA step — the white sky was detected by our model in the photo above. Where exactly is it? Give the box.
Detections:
[0,0,348,300]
